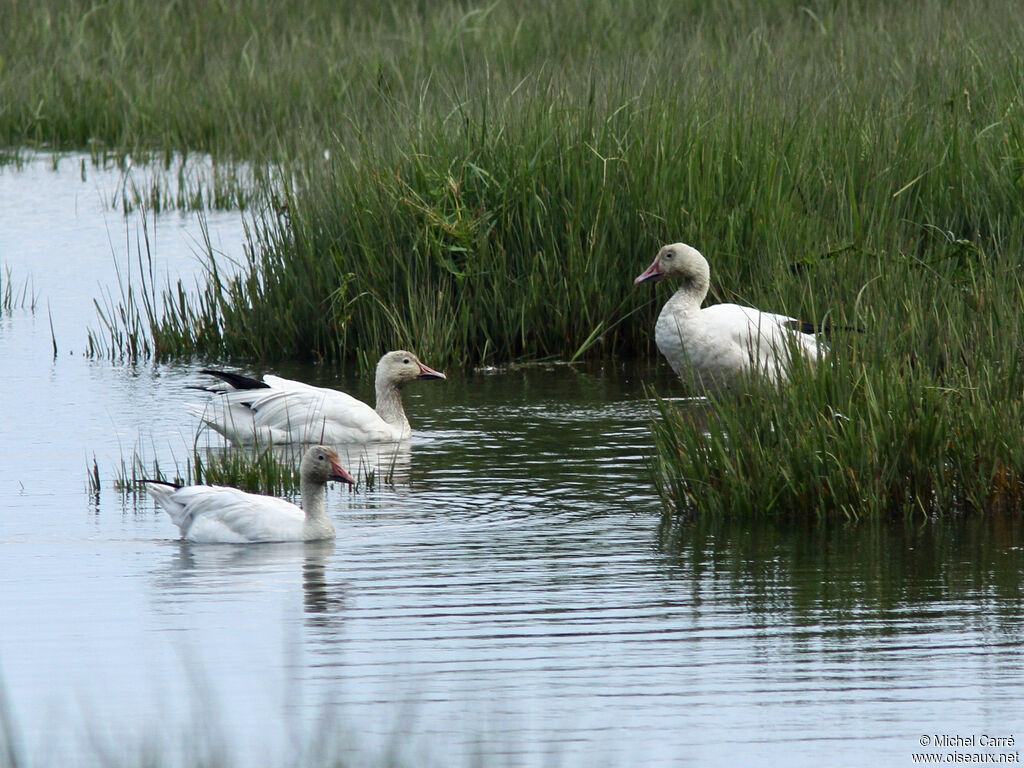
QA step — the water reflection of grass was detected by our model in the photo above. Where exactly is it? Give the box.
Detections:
[92,152,261,213]
[661,513,1024,613]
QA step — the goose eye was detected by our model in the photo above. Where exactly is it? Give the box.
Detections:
[403,358,410,365]
[664,252,674,260]
[317,453,325,461]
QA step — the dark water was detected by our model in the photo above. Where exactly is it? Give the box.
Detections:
[1,154,1023,767]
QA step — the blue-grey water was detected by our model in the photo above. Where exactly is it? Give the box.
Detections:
[1,153,1022,768]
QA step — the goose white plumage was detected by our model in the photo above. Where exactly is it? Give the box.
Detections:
[635,242,826,391]
[145,445,354,543]
[191,350,446,445]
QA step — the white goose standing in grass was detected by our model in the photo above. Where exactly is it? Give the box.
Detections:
[634,242,827,392]
[145,445,355,543]
[191,350,446,445]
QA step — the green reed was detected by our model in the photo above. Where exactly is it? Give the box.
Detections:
[0,265,36,314]
[99,445,302,497]
[87,212,161,361]
[147,447,303,496]
[90,439,392,498]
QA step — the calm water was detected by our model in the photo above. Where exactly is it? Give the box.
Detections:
[1,153,1023,767]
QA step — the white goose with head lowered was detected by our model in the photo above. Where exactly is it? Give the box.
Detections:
[145,445,355,544]
[635,242,826,392]
[191,350,446,445]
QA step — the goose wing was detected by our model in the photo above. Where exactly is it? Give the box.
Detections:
[703,304,824,363]
[163,485,306,543]
[244,383,392,443]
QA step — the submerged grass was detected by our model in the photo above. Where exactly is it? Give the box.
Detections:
[89,440,393,499]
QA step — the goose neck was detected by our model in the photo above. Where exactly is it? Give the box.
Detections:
[668,276,708,314]
[374,381,410,432]
[300,478,333,537]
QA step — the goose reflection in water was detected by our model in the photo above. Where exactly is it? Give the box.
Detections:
[301,540,347,621]
[156,538,348,626]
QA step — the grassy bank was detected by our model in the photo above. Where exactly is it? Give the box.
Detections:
[42,0,1021,369]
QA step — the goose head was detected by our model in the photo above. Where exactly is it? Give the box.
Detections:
[634,242,711,290]
[301,445,355,485]
[377,350,447,389]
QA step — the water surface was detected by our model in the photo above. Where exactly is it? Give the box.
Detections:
[1,154,1022,768]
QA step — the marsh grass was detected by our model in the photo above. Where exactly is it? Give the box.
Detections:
[87,216,161,360]
[127,446,304,497]
[67,0,1024,371]
[102,445,300,497]
[86,207,243,361]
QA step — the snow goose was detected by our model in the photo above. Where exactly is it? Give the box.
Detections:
[192,350,446,445]
[145,445,355,543]
[634,242,826,391]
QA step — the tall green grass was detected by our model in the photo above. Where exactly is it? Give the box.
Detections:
[1,0,925,158]
[53,0,1024,369]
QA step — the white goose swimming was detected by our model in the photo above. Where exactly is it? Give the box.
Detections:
[635,242,826,392]
[191,350,446,445]
[145,445,355,543]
